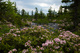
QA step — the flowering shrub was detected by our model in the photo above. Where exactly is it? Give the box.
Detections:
[0,24,80,53]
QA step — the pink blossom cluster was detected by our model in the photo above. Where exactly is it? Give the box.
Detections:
[42,40,53,47]
[7,23,16,28]
[8,49,17,53]
[59,31,79,39]
[0,37,2,41]
[12,33,17,37]
[9,28,19,33]
[60,40,66,44]
[54,38,60,42]
[5,33,11,35]
[15,31,20,33]
[22,49,28,53]
[25,40,31,47]
[40,47,44,50]
[54,46,60,49]
[54,38,66,44]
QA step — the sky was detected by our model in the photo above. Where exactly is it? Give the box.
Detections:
[4,0,64,14]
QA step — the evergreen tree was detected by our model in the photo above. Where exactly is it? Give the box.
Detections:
[17,10,21,15]
[52,10,57,18]
[58,5,63,14]
[31,10,34,17]
[26,12,29,18]
[34,7,38,20]
[14,2,17,13]
[21,9,26,16]
[62,0,80,28]
[39,9,45,19]
[0,0,8,20]
[47,7,53,19]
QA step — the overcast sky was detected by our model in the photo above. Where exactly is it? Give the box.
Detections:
[4,0,64,14]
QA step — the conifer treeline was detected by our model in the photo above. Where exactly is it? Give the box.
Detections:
[0,0,80,29]
[0,0,68,21]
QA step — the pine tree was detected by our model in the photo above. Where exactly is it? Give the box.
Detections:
[58,5,63,14]
[0,0,9,20]
[34,7,38,20]
[39,9,45,19]
[62,0,80,28]
[14,2,17,13]
[21,9,26,16]
[31,10,33,17]
[52,10,57,18]
[47,7,53,19]
[17,10,21,15]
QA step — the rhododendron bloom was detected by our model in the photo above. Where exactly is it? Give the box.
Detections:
[78,43,80,46]
[44,43,48,46]
[12,49,17,51]
[25,42,30,47]
[25,40,31,47]
[22,49,27,53]
[6,33,10,35]
[54,46,60,49]
[16,31,20,33]
[39,51,42,53]
[0,37,2,41]
[29,46,33,50]
[54,38,60,42]
[18,35,20,36]
[28,40,31,43]
[59,35,63,37]
[13,33,17,36]
[40,47,44,50]
[42,40,53,47]
[46,40,53,45]
[8,50,12,53]
[60,40,66,44]
[32,48,37,51]
[42,43,48,46]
